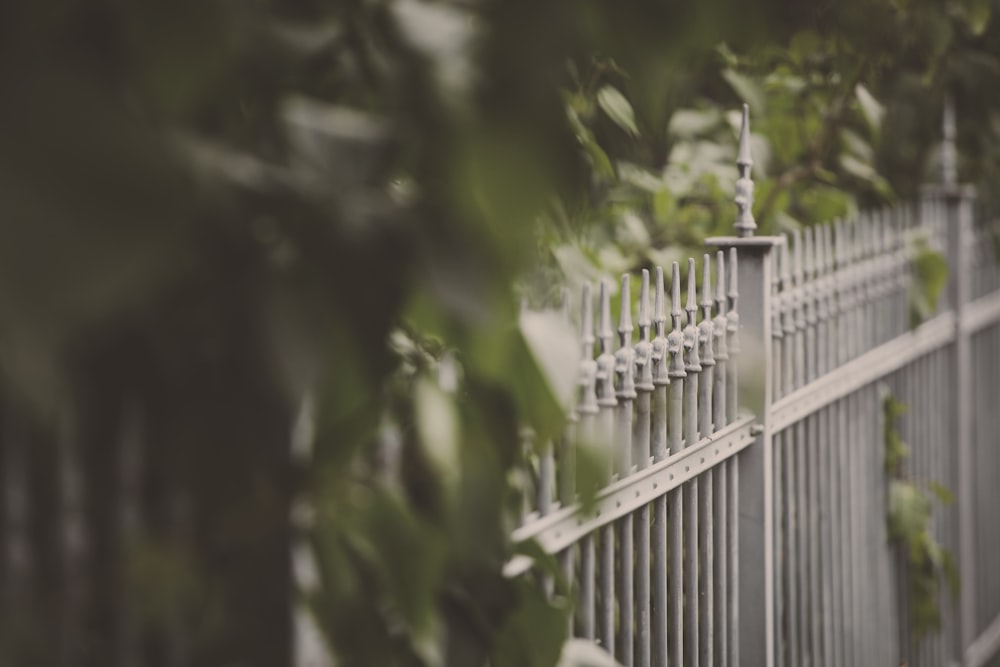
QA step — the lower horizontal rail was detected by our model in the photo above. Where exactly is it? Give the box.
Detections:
[506,415,756,578]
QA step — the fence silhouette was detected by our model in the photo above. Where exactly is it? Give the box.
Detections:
[512,103,1000,667]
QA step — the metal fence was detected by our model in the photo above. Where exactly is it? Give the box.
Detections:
[512,104,1000,667]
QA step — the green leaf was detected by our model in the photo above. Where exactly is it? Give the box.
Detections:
[415,376,460,480]
[557,638,624,666]
[492,580,568,667]
[929,482,955,506]
[597,86,639,137]
[855,84,885,133]
[667,109,721,138]
[519,310,579,412]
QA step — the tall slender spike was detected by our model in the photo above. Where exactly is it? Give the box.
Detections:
[684,258,702,371]
[700,254,716,369]
[942,94,957,186]
[668,262,687,378]
[636,269,655,392]
[639,269,651,342]
[702,254,714,319]
[734,104,757,238]
[578,283,599,417]
[581,283,595,353]
[716,250,727,316]
[802,227,816,282]
[619,274,634,345]
[792,228,804,285]
[599,279,614,354]
[655,267,667,338]
[616,274,637,400]
[686,258,698,324]
[596,279,617,410]
[671,262,684,332]
[652,266,670,386]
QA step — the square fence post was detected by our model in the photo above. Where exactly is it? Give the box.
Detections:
[926,95,977,665]
[705,102,783,667]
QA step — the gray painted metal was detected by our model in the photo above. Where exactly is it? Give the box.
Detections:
[504,102,1000,667]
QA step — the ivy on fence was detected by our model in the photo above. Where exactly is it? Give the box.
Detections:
[882,390,959,644]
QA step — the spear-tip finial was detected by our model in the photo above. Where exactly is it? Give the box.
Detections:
[715,250,726,312]
[638,269,651,341]
[618,273,633,345]
[654,266,666,337]
[686,258,698,322]
[581,282,594,353]
[670,261,683,329]
[599,278,613,353]
[701,254,714,317]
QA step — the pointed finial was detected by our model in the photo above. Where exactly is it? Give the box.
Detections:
[734,104,757,238]
[581,282,594,356]
[596,279,617,408]
[638,270,651,342]
[615,274,637,401]
[701,254,714,317]
[699,254,716,367]
[599,278,613,354]
[654,266,666,338]
[715,250,727,315]
[667,262,686,378]
[670,262,683,331]
[942,94,957,186]
[578,283,599,416]
[792,228,804,285]
[803,226,815,280]
[618,274,633,346]
[686,258,698,323]
[683,258,702,371]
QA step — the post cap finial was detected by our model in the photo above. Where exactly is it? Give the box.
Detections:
[734,103,757,238]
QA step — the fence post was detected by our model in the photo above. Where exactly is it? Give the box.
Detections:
[934,95,977,664]
[707,104,783,667]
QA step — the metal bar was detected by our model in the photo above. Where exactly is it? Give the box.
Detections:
[668,261,686,667]
[581,534,596,640]
[713,251,729,667]
[698,256,716,667]
[634,270,654,667]
[774,429,786,667]
[726,248,741,667]
[651,267,669,667]
[683,258,701,667]
[617,274,637,666]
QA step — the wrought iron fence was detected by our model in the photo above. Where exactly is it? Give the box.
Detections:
[512,103,1000,667]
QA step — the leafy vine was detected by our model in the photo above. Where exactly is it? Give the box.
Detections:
[883,391,959,643]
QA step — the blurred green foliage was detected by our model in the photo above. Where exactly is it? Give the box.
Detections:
[0,0,997,664]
